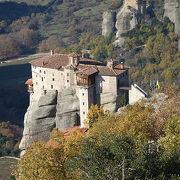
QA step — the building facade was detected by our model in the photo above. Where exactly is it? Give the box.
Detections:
[25,53,129,128]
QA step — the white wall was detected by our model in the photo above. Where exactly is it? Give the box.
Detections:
[129,84,148,105]
[95,75,117,95]
[31,65,77,100]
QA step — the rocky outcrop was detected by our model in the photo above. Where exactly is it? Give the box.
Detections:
[19,88,80,152]
[102,11,116,36]
[19,91,57,152]
[55,88,80,131]
[114,6,138,47]
[164,0,180,51]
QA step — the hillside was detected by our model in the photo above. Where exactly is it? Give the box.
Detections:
[0,157,18,180]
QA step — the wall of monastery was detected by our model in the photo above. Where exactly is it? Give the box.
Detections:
[31,65,78,100]
[95,75,117,95]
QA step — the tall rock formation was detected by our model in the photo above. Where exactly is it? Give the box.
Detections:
[19,89,80,153]
[114,6,138,46]
[102,11,116,36]
[164,0,180,51]
[102,0,147,47]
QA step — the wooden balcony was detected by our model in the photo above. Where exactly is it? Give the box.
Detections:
[77,74,95,87]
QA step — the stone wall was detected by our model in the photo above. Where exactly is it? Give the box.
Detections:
[129,84,148,105]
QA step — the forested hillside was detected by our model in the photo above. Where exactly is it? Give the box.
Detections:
[0,0,122,60]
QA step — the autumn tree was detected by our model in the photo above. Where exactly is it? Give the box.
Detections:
[85,104,104,128]
[38,35,64,52]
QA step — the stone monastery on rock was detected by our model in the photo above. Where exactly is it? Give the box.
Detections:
[25,52,129,128]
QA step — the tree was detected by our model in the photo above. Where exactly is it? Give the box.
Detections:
[85,104,104,128]
[67,134,136,180]
[12,141,67,180]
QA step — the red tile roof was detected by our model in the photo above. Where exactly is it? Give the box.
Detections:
[30,53,128,76]
[76,66,98,75]
[46,126,88,148]
[62,126,88,138]
[30,54,69,69]
[25,78,33,85]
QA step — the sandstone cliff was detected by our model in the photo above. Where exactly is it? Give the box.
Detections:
[164,0,180,51]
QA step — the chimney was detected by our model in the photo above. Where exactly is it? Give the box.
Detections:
[107,59,116,69]
[120,62,124,69]
[50,50,54,55]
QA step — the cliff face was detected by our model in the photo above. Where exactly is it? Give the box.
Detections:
[102,11,116,36]
[102,3,141,47]
[114,6,138,46]
[19,88,119,152]
[164,0,180,51]
[19,89,80,152]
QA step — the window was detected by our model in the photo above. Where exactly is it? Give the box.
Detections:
[67,80,69,83]
[67,73,69,76]
[83,102,85,105]
[42,85,44,89]
[36,75,37,77]
[52,73,54,76]
[52,78,55,81]
[42,77,43,81]
[82,93,84,96]
[36,82,38,85]
[51,85,53,89]
[83,112,85,115]
[44,71,46,74]
[40,70,41,73]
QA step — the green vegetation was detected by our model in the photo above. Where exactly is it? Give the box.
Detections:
[0,0,119,60]
[12,89,180,179]
[0,121,22,157]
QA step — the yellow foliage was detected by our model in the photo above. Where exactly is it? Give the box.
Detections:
[85,104,104,128]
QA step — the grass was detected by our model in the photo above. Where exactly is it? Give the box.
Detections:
[0,157,18,180]
[0,54,48,88]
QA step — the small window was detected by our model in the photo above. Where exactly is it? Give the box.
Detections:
[61,73,63,75]
[52,73,54,76]
[67,80,69,83]
[40,70,41,73]
[83,102,85,105]
[42,77,43,81]
[67,73,69,76]
[82,93,84,96]
[36,75,37,77]
[36,82,38,85]
[51,85,53,89]
[52,78,55,81]
[42,85,44,89]
[44,71,46,74]
[83,112,85,115]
